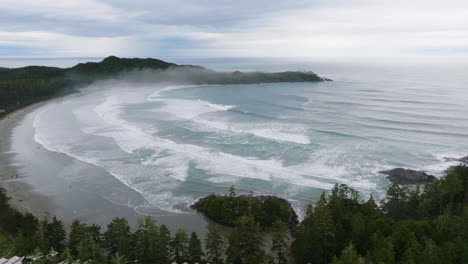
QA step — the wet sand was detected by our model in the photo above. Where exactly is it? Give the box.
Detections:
[0,99,209,234]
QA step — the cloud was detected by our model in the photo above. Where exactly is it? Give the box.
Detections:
[0,0,467,58]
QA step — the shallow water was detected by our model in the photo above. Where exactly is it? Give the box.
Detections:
[15,60,468,219]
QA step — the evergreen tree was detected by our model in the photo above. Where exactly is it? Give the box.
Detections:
[77,232,105,263]
[227,216,264,264]
[68,219,87,256]
[292,193,335,264]
[188,232,204,264]
[46,217,66,252]
[172,228,189,263]
[271,220,289,264]
[104,218,131,259]
[155,224,171,264]
[34,220,50,254]
[133,217,159,264]
[205,224,224,264]
[331,243,364,264]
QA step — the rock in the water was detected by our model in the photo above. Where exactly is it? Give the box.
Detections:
[190,194,299,233]
[379,168,436,184]
[458,156,468,164]
[444,155,468,164]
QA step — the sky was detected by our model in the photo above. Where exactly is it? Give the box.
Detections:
[1,0,468,59]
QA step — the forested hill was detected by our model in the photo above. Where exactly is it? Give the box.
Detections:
[0,56,328,115]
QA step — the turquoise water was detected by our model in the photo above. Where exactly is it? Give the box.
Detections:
[28,61,468,218]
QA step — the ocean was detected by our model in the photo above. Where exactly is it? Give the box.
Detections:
[9,58,468,219]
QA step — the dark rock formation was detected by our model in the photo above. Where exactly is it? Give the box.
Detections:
[379,168,436,184]
[190,194,299,233]
[456,156,468,164]
[444,155,468,164]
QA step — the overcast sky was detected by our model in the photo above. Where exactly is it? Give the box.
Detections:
[1,0,467,58]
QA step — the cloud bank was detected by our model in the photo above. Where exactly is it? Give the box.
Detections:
[1,0,467,58]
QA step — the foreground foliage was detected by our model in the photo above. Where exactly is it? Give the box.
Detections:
[0,165,466,263]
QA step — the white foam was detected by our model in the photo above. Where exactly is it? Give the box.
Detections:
[147,84,205,100]
[31,84,384,215]
[155,99,235,119]
[148,84,311,144]
[90,93,335,190]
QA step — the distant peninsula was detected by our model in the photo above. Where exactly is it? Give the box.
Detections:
[0,56,330,116]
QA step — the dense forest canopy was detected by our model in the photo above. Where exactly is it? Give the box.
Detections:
[0,165,467,263]
[0,56,327,115]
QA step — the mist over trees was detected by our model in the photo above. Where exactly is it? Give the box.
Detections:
[0,56,326,115]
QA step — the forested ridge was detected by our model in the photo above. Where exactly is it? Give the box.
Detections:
[0,165,467,263]
[0,56,326,115]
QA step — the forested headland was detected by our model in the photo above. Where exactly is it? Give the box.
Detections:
[0,165,466,263]
[0,56,328,116]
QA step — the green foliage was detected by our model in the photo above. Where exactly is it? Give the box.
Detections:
[103,218,131,259]
[271,220,289,264]
[0,56,326,116]
[200,192,292,229]
[171,228,189,263]
[292,165,468,264]
[188,232,204,264]
[1,165,467,264]
[227,216,265,264]
[205,224,224,264]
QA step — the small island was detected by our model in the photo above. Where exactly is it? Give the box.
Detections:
[190,186,299,232]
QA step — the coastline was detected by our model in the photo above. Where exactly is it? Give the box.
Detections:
[0,102,56,218]
[0,97,210,234]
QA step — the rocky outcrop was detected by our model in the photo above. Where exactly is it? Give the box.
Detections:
[444,155,468,164]
[190,194,299,233]
[379,168,436,184]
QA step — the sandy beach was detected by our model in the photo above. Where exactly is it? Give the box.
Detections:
[0,98,209,234]
[0,102,57,218]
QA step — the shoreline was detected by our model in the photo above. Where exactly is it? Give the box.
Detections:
[0,96,210,235]
[0,101,57,218]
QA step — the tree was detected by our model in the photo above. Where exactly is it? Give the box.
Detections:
[188,232,204,264]
[133,217,159,264]
[291,193,335,264]
[383,184,411,219]
[77,232,105,263]
[111,255,129,264]
[229,185,236,197]
[331,243,364,264]
[34,220,50,254]
[68,219,87,255]
[104,218,131,259]
[172,228,189,263]
[46,217,66,252]
[227,216,265,264]
[271,220,289,264]
[60,248,75,264]
[155,224,171,264]
[205,224,224,264]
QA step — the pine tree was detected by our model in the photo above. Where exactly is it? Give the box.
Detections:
[133,217,159,264]
[104,218,131,259]
[46,217,66,252]
[188,232,204,264]
[331,243,364,264]
[271,220,289,264]
[227,216,264,264]
[205,224,224,264]
[156,224,171,264]
[68,219,87,256]
[172,228,189,263]
[77,232,105,263]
